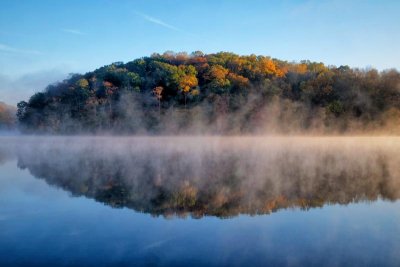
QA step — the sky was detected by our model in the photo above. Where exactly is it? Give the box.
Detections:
[0,0,399,105]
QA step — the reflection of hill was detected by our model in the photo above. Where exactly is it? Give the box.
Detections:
[12,137,400,218]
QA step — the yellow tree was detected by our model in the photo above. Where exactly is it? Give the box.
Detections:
[205,65,231,92]
[76,78,89,89]
[173,65,198,109]
[179,75,198,109]
[259,58,286,77]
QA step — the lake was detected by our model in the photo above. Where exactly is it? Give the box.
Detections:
[0,136,400,267]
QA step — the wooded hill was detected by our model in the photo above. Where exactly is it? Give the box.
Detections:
[16,51,400,134]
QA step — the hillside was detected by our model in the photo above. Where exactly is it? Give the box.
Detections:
[16,51,400,134]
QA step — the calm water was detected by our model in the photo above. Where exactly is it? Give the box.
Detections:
[0,136,400,267]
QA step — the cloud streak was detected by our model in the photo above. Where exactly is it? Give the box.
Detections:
[135,12,182,32]
[0,43,42,55]
[62,29,86,35]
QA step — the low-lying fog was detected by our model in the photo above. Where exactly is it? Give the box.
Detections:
[1,136,400,218]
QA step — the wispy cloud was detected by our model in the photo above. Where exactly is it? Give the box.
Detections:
[0,43,42,55]
[135,12,181,32]
[62,29,86,35]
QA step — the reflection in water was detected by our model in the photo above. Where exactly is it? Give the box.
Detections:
[5,136,400,218]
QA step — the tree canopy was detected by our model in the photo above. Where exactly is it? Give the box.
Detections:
[16,51,400,134]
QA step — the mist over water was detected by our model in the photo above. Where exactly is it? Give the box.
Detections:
[1,135,400,266]
[2,136,400,218]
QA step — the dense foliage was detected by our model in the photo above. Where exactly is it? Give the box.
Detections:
[17,51,400,134]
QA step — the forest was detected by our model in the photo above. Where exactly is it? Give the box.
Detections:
[16,51,400,134]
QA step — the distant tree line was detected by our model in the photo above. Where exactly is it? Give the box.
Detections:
[16,51,400,134]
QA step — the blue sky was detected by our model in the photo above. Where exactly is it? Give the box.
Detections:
[1,0,399,105]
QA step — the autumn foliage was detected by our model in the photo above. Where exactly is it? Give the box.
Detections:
[16,51,400,134]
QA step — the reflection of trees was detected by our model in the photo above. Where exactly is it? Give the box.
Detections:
[15,138,400,218]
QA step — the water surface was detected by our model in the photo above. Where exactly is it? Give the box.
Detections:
[0,136,400,266]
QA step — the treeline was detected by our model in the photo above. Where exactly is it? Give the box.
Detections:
[17,51,400,134]
[0,102,16,130]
